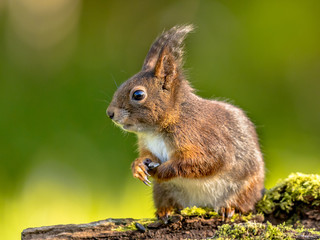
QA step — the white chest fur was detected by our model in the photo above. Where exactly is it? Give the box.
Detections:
[141,134,171,163]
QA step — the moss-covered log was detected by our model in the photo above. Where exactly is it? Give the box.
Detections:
[22,173,320,240]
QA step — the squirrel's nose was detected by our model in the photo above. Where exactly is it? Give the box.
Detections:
[107,110,114,119]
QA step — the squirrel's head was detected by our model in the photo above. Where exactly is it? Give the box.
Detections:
[107,25,194,133]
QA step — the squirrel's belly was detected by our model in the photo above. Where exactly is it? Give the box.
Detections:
[167,175,242,209]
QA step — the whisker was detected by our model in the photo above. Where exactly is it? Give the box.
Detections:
[99,90,112,98]
[96,98,110,104]
[110,74,118,89]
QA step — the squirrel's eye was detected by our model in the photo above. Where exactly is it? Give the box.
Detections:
[132,90,146,101]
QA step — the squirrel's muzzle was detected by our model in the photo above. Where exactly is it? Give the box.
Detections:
[106,108,114,119]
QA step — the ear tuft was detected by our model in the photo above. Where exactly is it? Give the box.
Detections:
[142,24,195,72]
[154,46,176,79]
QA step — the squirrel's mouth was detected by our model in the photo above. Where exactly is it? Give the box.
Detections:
[111,118,142,133]
[122,123,141,133]
[113,120,136,132]
[123,124,133,129]
[111,119,128,130]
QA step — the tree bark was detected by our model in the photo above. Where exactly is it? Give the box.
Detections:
[22,213,320,240]
[22,216,227,240]
[22,173,320,239]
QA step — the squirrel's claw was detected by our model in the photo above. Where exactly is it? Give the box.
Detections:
[143,176,152,187]
[156,207,173,224]
[144,176,151,183]
[220,207,235,221]
[220,207,226,221]
[144,169,151,177]
[132,158,159,187]
[132,161,151,186]
[134,172,151,187]
[226,207,235,219]
[143,180,151,187]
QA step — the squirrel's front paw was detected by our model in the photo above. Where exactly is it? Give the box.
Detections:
[131,158,159,186]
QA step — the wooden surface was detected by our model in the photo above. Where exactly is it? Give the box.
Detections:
[21,213,320,240]
[21,215,252,240]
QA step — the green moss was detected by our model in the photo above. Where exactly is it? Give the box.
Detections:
[216,222,265,239]
[180,206,218,217]
[138,218,157,226]
[237,213,251,222]
[256,173,320,214]
[215,221,320,240]
[113,221,137,232]
[294,225,320,236]
[229,213,240,222]
[181,206,207,216]
[180,206,259,222]
[113,218,156,232]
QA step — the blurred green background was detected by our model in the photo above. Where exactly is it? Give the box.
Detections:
[0,0,320,239]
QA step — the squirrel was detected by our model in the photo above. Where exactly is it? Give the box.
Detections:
[106,25,265,222]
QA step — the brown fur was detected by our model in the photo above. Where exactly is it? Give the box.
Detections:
[107,25,265,220]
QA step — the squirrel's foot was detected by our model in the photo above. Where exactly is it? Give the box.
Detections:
[220,207,235,221]
[131,158,152,186]
[156,207,173,224]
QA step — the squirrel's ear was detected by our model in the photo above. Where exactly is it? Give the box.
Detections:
[142,24,194,73]
[154,46,177,82]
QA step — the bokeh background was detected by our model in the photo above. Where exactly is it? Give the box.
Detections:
[1,0,320,239]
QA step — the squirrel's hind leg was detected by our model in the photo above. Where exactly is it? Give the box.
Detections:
[156,207,174,224]
[153,182,182,224]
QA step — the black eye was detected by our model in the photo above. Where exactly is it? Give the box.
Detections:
[132,90,146,101]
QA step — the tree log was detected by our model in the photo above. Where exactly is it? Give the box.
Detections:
[22,173,320,240]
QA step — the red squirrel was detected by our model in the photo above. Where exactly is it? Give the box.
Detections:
[107,25,265,222]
